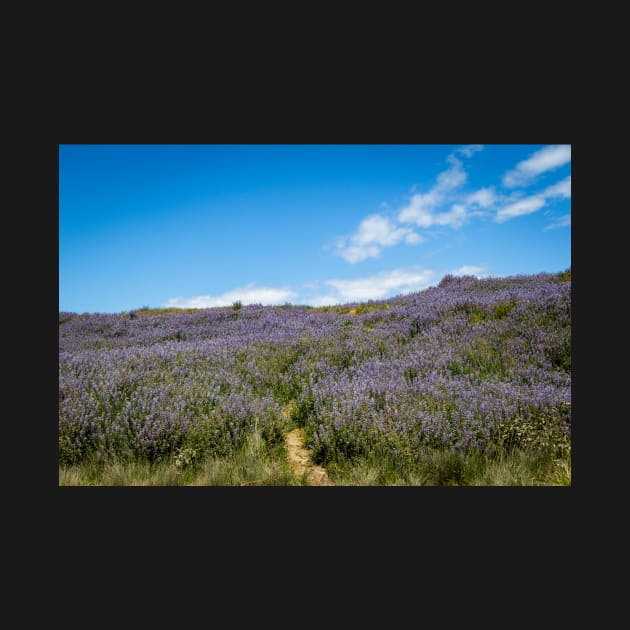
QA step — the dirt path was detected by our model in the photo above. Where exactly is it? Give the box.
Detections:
[285,428,333,486]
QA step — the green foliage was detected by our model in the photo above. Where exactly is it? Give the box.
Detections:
[248,341,310,403]
[459,303,488,324]
[312,424,365,465]
[557,268,571,282]
[130,307,200,317]
[329,349,353,369]
[495,406,570,457]
[455,299,515,324]
[232,300,242,310]
[426,450,467,485]
[466,338,503,373]
[354,302,398,316]
[403,367,418,383]
[492,299,516,319]
[448,337,508,379]
[79,339,116,350]
[310,302,397,316]
[292,398,314,428]
[361,314,387,329]
[408,318,428,338]
[180,418,240,460]
[547,337,571,372]
[180,412,288,464]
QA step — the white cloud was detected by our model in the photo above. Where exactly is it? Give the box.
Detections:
[542,175,571,198]
[457,144,484,158]
[466,187,496,209]
[438,155,468,191]
[329,147,569,266]
[397,156,469,227]
[404,231,424,245]
[495,174,571,223]
[164,284,297,308]
[332,151,489,266]
[438,204,467,227]
[335,213,422,263]
[450,265,488,277]
[502,144,571,188]
[543,214,571,231]
[336,243,380,264]
[323,266,436,303]
[495,196,547,223]
[353,215,410,247]
[397,193,441,225]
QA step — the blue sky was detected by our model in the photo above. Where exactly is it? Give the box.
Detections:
[59,144,571,313]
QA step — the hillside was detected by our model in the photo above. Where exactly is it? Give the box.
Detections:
[59,271,571,485]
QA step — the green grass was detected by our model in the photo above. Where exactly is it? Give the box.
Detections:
[307,303,398,316]
[59,458,186,486]
[59,430,304,486]
[326,447,571,486]
[126,307,201,317]
[59,441,570,486]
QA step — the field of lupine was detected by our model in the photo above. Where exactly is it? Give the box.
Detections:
[59,271,571,485]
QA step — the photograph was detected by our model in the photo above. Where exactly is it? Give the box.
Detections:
[58,144,571,486]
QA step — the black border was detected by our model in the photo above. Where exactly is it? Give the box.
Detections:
[37,85,584,597]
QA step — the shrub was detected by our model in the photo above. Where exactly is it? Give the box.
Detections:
[557,268,571,282]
